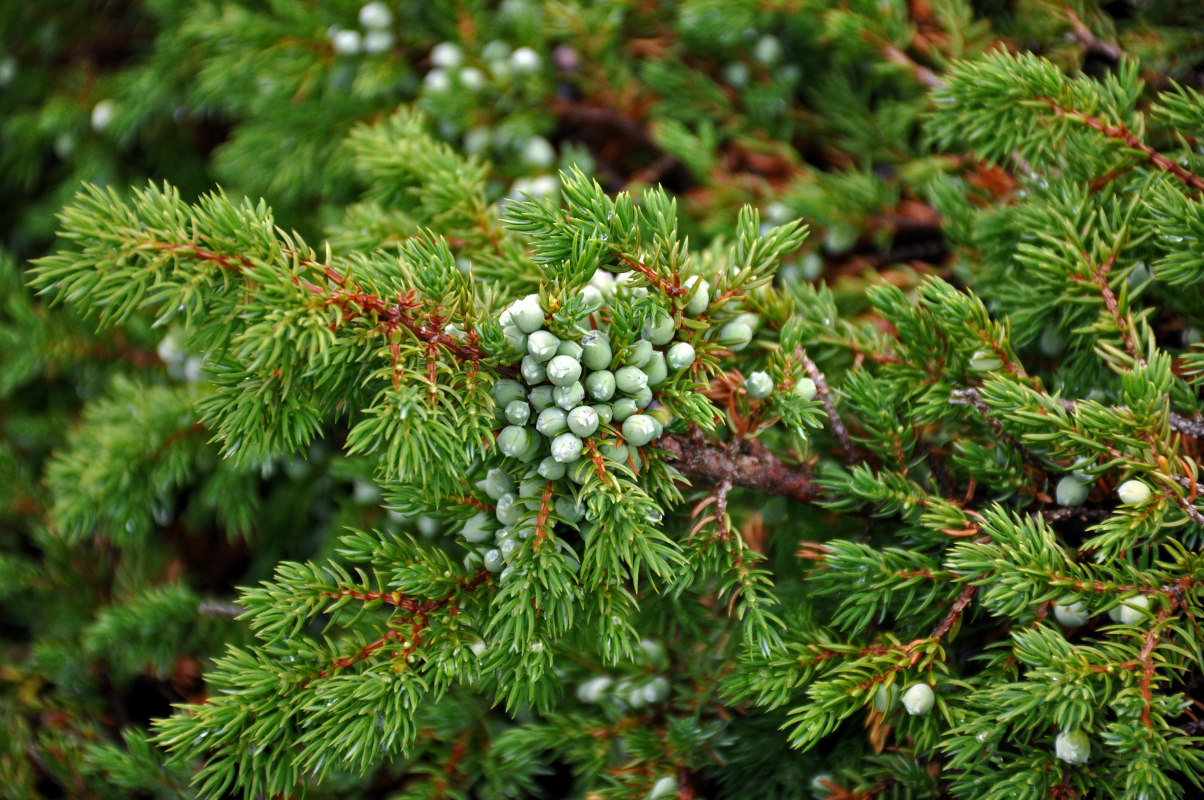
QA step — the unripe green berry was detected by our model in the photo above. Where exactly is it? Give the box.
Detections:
[968,349,1003,372]
[495,493,521,525]
[505,399,531,426]
[643,310,675,345]
[567,458,593,485]
[551,433,584,463]
[575,675,611,703]
[502,325,526,352]
[491,379,526,409]
[684,276,710,315]
[733,312,760,330]
[527,330,560,362]
[644,351,668,387]
[643,676,670,703]
[649,776,678,800]
[546,355,582,386]
[536,407,568,437]
[477,468,514,501]
[615,365,649,394]
[499,537,519,559]
[612,397,639,422]
[554,381,585,410]
[462,511,493,543]
[631,387,653,409]
[600,442,629,463]
[745,371,773,399]
[717,321,753,350]
[567,406,599,437]
[622,414,659,447]
[537,457,566,480]
[585,370,616,401]
[554,496,585,522]
[557,340,583,359]
[484,549,504,572]
[624,339,654,367]
[666,342,696,370]
[1054,598,1089,628]
[591,403,613,424]
[518,477,544,499]
[511,295,545,334]
[520,355,546,384]
[528,385,554,411]
[901,683,935,715]
[515,433,543,463]
[1055,475,1089,506]
[1117,479,1152,505]
[794,377,817,400]
[873,683,898,712]
[1054,729,1090,764]
[1114,593,1151,625]
[580,331,612,371]
[498,425,530,458]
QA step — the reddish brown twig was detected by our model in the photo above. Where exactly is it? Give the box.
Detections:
[799,349,860,465]
[657,433,821,504]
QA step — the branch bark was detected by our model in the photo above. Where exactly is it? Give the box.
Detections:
[657,434,822,504]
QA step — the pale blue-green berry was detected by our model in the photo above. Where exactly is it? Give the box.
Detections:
[684,275,710,315]
[502,324,526,352]
[873,683,898,712]
[615,365,648,394]
[600,442,629,463]
[430,41,463,68]
[491,379,526,409]
[477,467,514,500]
[643,310,675,345]
[624,339,653,367]
[527,330,559,361]
[511,295,545,333]
[733,312,759,329]
[585,370,616,401]
[528,385,554,411]
[567,458,593,485]
[516,434,543,463]
[495,493,521,525]
[745,371,773,399]
[521,136,555,168]
[515,525,536,539]
[794,377,817,400]
[499,537,519,558]
[901,683,935,715]
[538,456,566,480]
[484,549,504,572]
[546,355,582,386]
[519,477,544,498]
[1054,598,1089,627]
[612,397,639,422]
[504,399,531,426]
[554,381,585,410]
[520,355,546,384]
[1117,479,1152,505]
[557,340,583,359]
[494,526,515,542]
[622,414,659,447]
[754,34,782,65]
[643,676,670,704]
[591,403,613,424]
[359,1,392,29]
[536,407,568,437]
[1055,475,1089,506]
[1115,594,1151,625]
[457,65,484,88]
[666,342,696,370]
[551,432,584,463]
[575,675,611,704]
[627,387,650,409]
[567,406,599,437]
[968,349,1003,372]
[498,425,530,457]
[462,511,494,543]
[555,497,584,522]
[331,28,363,56]
[581,331,612,370]
[510,45,540,72]
[717,321,753,349]
[649,776,678,800]
[644,352,668,387]
[1054,730,1090,764]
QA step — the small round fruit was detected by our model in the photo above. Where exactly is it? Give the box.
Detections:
[644,352,668,387]
[505,399,531,426]
[1054,729,1090,764]
[490,379,526,409]
[600,443,628,463]
[527,330,560,362]
[484,549,504,572]
[1054,599,1089,628]
[546,355,583,386]
[527,385,554,410]
[580,331,612,370]
[511,295,545,333]
[591,403,613,424]
[520,355,546,385]
[1115,594,1151,625]
[666,342,696,370]
[575,675,612,704]
[554,496,585,522]
[624,339,654,367]
[551,433,584,463]
[615,366,649,394]
[478,468,514,501]
[462,511,493,543]
[873,683,898,713]
[567,406,599,437]
[745,371,773,399]
[495,493,521,525]
[622,414,660,447]
[968,349,1003,372]
[553,381,585,410]
[585,370,616,401]
[557,340,583,360]
[794,377,817,400]
[684,276,710,315]
[718,321,753,350]
[612,397,639,422]
[1117,479,1152,505]
[1055,475,1089,506]
[643,310,675,345]
[901,683,935,716]
[536,407,568,437]
[498,425,530,458]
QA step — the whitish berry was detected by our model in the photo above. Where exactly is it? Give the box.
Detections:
[585,370,616,401]
[478,468,514,500]
[527,330,560,361]
[502,325,526,352]
[754,34,782,64]
[968,349,1003,372]
[649,776,678,800]
[718,321,753,350]
[504,399,531,426]
[331,28,362,56]
[554,381,585,410]
[510,46,540,72]
[363,29,394,53]
[631,387,653,410]
[537,456,566,480]
[546,355,582,386]
[581,331,613,370]
[723,61,750,88]
[612,397,639,422]
[684,276,710,315]
[484,549,504,572]
[1054,599,1089,628]
[622,414,659,447]
[1115,594,1151,625]
[528,385,554,411]
[554,496,585,521]
[1117,479,1152,505]
[430,41,463,68]
[90,99,115,131]
[423,68,450,92]
[359,1,392,29]
[495,494,521,525]
[557,340,583,359]
[462,511,494,543]
[576,675,612,703]
[643,676,670,704]
[873,683,898,712]
[644,352,668,387]
[745,371,773,399]
[551,433,584,463]
[667,342,696,370]
[624,339,654,367]
[1055,475,1089,506]
[615,365,649,394]
[536,407,568,437]
[499,537,519,558]
[512,297,546,334]
[1054,729,1090,764]
[522,136,555,168]
[497,425,530,458]
[600,442,629,463]
[458,66,486,89]
[591,403,613,424]
[567,406,599,437]
[794,377,817,400]
[901,683,935,715]
[643,310,675,345]
[491,379,526,409]
[520,355,546,384]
